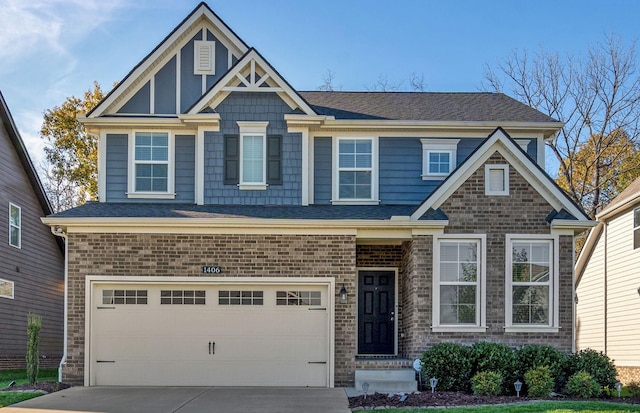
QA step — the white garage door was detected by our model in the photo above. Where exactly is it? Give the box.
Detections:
[89,281,330,387]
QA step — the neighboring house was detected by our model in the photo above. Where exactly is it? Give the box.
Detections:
[576,176,640,384]
[0,91,65,369]
[42,3,595,388]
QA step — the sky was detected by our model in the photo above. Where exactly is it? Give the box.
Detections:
[1,0,639,172]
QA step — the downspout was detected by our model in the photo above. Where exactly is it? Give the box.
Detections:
[51,226,68,382]
[603,221,608,354]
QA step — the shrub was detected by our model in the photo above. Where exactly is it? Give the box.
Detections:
[421,343,472,392]
[566,349,617,391]
[471,342,517,394]
[517,344,567,391]
[472,371,503,396]
[567,371,601,398]
[627,381,640,398]
[524,366,554,398]
[26,313,42,385]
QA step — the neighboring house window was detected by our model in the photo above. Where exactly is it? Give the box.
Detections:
[432,235,486,332]
[9,203,21,248]
[421,139,459,179]
[128,131,175,198]
[0,278,14,299]
[634,207,640,250]
[485,164,509,195]
[505,235,559,332]
[333,137,378,204]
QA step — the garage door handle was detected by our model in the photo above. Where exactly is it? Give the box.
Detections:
[308,361,326,364]
[209,341,215,355]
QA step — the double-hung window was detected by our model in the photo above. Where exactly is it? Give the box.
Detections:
[238,122,268,189]
[506,235,559,332]
[9,203,20,248]
[334,137,378,203]
[129,132,174,198]
[634,207,640,250]
[421,139,459,179]
[433,235,486,332]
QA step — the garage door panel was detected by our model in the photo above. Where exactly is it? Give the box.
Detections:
[90,282,330,387]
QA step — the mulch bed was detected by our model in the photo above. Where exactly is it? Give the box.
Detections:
[349,391,640,409]
[2,382,71,394]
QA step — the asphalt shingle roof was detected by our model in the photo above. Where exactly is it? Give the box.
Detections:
[298,91,558,123]
[51,202,422,220]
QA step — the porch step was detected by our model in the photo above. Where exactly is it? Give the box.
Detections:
[355,369,417,393]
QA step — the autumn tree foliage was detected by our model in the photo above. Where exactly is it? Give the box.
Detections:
[484,35,640,217]
[40,82,104,210]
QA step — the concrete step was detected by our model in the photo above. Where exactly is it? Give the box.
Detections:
[355,369,417,393]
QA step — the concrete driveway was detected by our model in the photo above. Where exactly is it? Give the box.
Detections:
[2,387,351,413]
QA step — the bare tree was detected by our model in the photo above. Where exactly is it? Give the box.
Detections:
[483,35,640,217]
[317,69,340,91]
[409,72,427,92]
[366,74,402,92]
[38,159,79,213]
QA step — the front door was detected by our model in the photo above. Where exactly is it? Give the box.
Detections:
[357,270,395,355]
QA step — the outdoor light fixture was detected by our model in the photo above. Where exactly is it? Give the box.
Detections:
[616,382,622,397]
[514,380,522,397]
[637,286,640,297]
[339,284,348,304]
[362,381,369,399]
[429,377,438,393]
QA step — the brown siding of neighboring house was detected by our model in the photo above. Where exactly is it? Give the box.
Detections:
[0,119,64,369]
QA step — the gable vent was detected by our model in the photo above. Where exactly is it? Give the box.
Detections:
[194,40,215,75]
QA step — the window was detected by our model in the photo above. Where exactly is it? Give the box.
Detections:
[219,290,263,305]
[634,207,640,250]
[194,40,215,75]
[224,128,282,188]
[103,290,148,305]
[433,236,486,332]
[276,291,321,306]
[0,278,14,299]
[333,137,378,203]
[9,203,20,248]
[485,164,509,195]
[506,235,559,331]
[128,132,174,198]
[161,290,205,305]
[421,139,459,178]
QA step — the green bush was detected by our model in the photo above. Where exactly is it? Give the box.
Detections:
[26,313,42,385]
[471,342,517,394]
[421,343,473,392]
[524,366,554,398]
[566,349,617,391]
[471,371,503,396]
[627,381,640,398]
[567,371,601,398]
[517,344,567,391]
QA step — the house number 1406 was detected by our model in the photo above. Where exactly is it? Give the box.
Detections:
[202,266,222,274]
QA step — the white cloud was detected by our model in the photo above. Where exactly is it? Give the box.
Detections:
[14,109,47,170]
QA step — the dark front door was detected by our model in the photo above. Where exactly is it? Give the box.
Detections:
[357,270,395,355]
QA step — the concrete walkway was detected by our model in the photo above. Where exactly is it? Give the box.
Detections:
[3,387,351,413]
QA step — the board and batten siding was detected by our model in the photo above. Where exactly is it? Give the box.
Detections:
[576,230,605,352]
[605,209,640,366]
[104,133,195,203]
[0,120,64,367]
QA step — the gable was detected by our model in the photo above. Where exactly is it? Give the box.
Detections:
[89,3,248,117]
[411,128,592,227]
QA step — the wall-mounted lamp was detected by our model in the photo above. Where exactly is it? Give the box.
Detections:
[637,287,640,297]
[339,284,348,304]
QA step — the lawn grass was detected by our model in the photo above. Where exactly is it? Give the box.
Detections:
[373,401,640,413]
[0,368,59,407]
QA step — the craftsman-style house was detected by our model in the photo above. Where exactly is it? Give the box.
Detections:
[0,91,64,369]
[43,3,594,388]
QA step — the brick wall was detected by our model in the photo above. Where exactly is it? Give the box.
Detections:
[64,233,356,386]
[403,152,575,357]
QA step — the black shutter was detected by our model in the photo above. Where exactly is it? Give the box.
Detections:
[224,135,239,185]
[266,135,282,185]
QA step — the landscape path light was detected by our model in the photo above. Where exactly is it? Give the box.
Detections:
[514,379,522,397]
[429,377,438,393]
[362,381,369,399]
[616,382,622,398]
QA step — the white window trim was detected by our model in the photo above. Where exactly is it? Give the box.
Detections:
[485,164,509,196]
[0,278,14,299]
[634,207,640,250]
[8,203,21,249]
[504,234,560,333]
[432,234,487,333]
[237,121,269,190]
[127,131,176,199]
[421,138,459,179]
[332,136,379,205]
[194,40,216,76]
[515,139,531,153]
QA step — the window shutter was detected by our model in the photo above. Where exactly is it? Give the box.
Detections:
[224,135,239,185]
[266,135,282,185]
